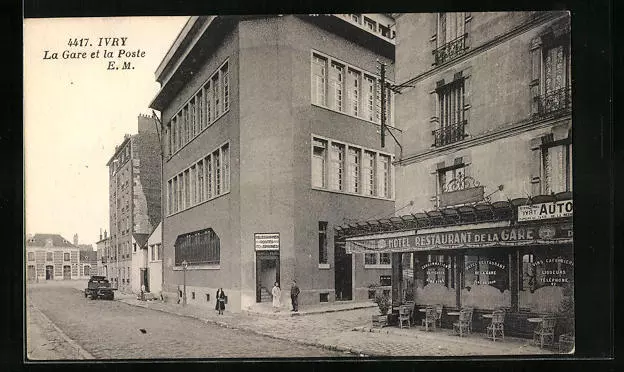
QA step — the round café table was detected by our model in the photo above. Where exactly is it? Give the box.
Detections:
[482,313,494,319]
[527,317,543,323]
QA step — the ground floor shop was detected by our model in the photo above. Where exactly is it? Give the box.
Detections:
[341,194,574,339]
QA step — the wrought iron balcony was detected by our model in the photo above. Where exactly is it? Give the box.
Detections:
[536,86,572,117]
[432,34,467,65]
[433,121,467,147]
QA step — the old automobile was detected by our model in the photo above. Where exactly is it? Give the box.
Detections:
[84,275,115,300]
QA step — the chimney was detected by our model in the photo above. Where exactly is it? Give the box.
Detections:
[73,233,79,246]
[100,228,103,241]
[104,230,108,239]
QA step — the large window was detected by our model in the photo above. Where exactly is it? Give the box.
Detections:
[312,139,327,188]
[330,143,345,191]
[318,221,328,264]
[312,135,392,199]
[174,228,220,266]
[311,52,394,125]
[27,252,35,261]
[166,142,230,215]
[348,147,361,193]
[64,253,70,261]
[312,55,327,106]
[168,60,230,157]
[379,155,392,198]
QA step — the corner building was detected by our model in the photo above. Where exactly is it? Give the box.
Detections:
[339,12,572,338]
[150,15,398,312]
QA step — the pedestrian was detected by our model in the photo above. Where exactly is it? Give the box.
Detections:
[271,282,281,312]
[290,280,300,312]
[215,288,226,315]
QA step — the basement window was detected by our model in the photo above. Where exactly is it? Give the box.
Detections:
[320,293,329,302]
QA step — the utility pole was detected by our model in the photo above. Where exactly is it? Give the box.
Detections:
[379,61,387,148]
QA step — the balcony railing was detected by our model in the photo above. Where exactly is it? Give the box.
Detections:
[433,121,467,147]
[432,34,467,65]
[536,86,572,117]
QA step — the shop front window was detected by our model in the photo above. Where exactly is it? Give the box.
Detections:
[519,248,574,313]
[461,252,510,310]
[401,253,415,302]
[414,254,455,307]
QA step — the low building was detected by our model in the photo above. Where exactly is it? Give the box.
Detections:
[146,222,163,295]
[26,234,81,281]
[130,233,150,294]
[79,249,98,278]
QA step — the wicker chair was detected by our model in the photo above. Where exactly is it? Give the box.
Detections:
[533,316,557,348]
[421,306,436,332]
[434,304,444,328]
[462,307,474,333]
[398,305,411,329]
[453,309,471,337]
[486,310,505,341]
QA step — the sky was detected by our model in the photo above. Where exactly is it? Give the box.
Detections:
[24,16,189,247]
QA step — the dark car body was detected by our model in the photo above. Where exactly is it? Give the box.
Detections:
[84,275,115,300]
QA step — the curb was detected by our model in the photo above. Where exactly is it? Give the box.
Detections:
[119,299,377,358]
[242,303,377,318]
[29,304,95,360]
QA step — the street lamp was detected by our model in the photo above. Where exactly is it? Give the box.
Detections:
[182,260,188,306]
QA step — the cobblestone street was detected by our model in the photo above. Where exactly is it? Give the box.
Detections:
[26,281,556,359]
[26,283,348,359]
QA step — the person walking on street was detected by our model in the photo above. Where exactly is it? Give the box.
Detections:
[215,288,226,315]
[271,282,281,312]
[290,280,300,312]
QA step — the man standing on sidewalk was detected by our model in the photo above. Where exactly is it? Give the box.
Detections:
[290,280,300,312]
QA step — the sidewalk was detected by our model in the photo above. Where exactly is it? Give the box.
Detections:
[118,297,557,357]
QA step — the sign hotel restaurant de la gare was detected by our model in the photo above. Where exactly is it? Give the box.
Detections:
[346,223,573,253]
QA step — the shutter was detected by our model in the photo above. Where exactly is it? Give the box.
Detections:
[464,12,472,48]
[530,37,542,116]
[529,137,542,196]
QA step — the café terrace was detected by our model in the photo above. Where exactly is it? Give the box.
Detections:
[336,192,573,338]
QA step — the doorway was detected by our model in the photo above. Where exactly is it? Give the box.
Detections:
[63,265,71,280]
[45,265,54,280]
[141,268,150,292]
[27,265,36,281]
[255,251,280,303]
[334,241,353,301]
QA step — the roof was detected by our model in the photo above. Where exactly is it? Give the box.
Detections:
[335,192,573,239]
[132,233,150,248]
[80,250,98,261]
[26,234,75,248]
[77,244,94,252]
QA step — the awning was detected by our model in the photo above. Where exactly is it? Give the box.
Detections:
[345,221,572,254]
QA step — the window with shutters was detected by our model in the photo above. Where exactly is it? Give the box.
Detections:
[434,77,466,147]
[433,12,468,65]
[541,141,572,194]
[364,253,392,268]
[530,20,571,117]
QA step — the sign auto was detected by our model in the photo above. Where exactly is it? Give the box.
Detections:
[518,200,573,222]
